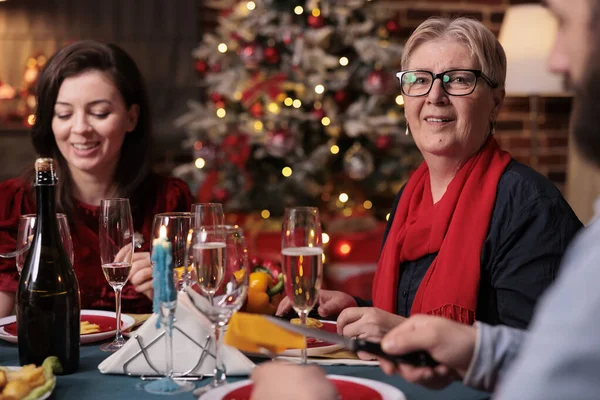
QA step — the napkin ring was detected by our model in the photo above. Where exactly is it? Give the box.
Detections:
[123,327,214,380]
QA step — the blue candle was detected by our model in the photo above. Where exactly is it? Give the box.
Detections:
[152,226,177,329]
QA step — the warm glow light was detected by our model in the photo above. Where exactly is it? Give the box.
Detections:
[294,5,304,15]
[363,200,373,209]
[267,102,280,114]
[247,1,256,10]
[339,243,351,255]
[312,8,321,17]
[343,208,353,217]
[254,120,264,131]
[292,99,302,108]
[386,213,391,221]
[195,158,206,169]
[339,193,349,203]
[322,233,330,244]
[330,145,339,154]
[27,114,36,125]
[218,43,228,53]
[284,97,294,106]
[216,108,227,118]
[339,57,349,66]
[234,91,243,100]
[315,84,325,94]
[395,95,405,105]
[321,116,331,126]
[261,209,271,219]
[159,225,167,239]
[322,253,326,263]
[282,166,293,177]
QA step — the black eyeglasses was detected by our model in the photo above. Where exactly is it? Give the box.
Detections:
[396,69,498,97]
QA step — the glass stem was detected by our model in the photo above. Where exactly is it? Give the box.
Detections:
[164,306,176,379]
[300,310,308,365]
[212,324,226,387]
[114,287,123,343]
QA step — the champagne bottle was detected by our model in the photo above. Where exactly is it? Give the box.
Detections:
[17,158,80,374]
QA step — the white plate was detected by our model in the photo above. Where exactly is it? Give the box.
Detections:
[2,366,54,400]
[280,320,343,357]
[202,375,406,400]
[0,310,135,345]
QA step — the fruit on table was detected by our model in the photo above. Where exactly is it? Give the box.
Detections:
[0,356,61,400]
[244,258,284,315]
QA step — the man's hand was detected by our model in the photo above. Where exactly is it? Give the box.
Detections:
[128,252,153,300]
[276,289,357,317]
[378,315,477,389]
[250,363,338,400]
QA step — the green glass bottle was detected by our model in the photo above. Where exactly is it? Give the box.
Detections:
[17,158,80,374]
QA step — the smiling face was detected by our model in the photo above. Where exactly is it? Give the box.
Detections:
[51,69,139,179]
[403,39,504,161]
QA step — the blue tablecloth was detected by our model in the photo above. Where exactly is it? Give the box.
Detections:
[0,341,489,399]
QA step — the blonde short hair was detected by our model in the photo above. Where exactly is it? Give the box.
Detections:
[401,17,507,88]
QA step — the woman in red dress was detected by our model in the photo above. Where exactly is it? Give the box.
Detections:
[0,41,193,316]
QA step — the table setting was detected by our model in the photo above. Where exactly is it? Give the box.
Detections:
[0,202,490,400]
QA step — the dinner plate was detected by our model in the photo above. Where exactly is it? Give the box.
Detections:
[1,366,54,400]
[0,310,135,345]
[280,320,343,357]
[203,375,406,400]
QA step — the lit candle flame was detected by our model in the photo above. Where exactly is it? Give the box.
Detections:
[159,225,167,239]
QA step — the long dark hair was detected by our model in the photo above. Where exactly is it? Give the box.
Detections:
[28,40,152,216]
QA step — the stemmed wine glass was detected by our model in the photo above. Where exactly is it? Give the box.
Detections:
[144,212,195,395]
[15,214,74,274]
[185,207,249,393]
[99,198,134,352]
[281,207,323,365]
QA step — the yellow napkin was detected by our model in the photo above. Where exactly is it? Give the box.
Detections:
[225,313,306,354]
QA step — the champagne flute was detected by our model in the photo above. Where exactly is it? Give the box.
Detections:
[99,198,134,352]
[281,207,323,365]
[185,223,249,393]
[144,212,195,395]
[16,214,74,274]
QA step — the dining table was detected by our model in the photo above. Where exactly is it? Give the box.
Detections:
[0,339,490,400]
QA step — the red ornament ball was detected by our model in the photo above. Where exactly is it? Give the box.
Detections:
[265,128,296,158]
[264,46,280,64]
[211,92,223,103]
[334,90,348,104]
[194,60,207,75]
[239,42,264,69]
[213,187,230,203]
[363,70,394,96]
[376,135,393,151]
[307,14,325,28]
[386,20,399,33]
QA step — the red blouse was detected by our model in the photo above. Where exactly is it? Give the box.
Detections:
[0,175,194,314]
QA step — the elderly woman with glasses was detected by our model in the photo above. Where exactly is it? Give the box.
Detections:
[277,17,582,344]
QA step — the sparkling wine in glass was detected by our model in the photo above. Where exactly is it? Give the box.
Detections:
[185,223,249,394]
[99,198,134,352]
[16,213,74,275]
[281,207,323,365]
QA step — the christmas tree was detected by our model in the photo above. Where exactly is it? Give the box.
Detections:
[176,0,422,220]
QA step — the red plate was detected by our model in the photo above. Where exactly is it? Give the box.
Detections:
[306,320,337,348]
[223,379,383,400]
[4,314,119,336]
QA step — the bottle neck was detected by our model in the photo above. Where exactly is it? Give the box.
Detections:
[35,184,60,237]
